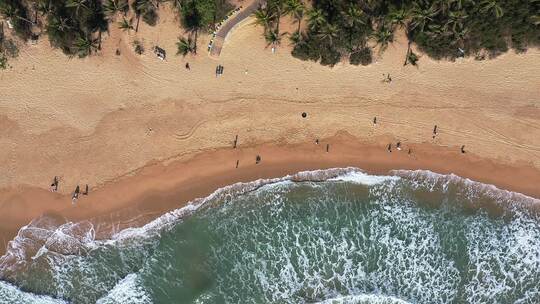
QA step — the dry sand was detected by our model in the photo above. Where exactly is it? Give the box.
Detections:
[1,5,539,254]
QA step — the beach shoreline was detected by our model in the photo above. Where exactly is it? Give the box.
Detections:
[1,5,540,257]
[1,133,539,256]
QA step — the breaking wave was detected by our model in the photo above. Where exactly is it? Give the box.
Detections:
[1,168,539,303]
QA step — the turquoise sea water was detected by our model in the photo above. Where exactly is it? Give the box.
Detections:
[0,168,539,303]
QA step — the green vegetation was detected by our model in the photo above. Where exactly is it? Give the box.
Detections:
[0,0,537,65]
[177,0,233,54]
[176,35,196,56]
[0,0,232,58]
[0,52,7,69]
[131,0,158,30]
[0,0,33,40]
[255,0,540,66]
[118,17,134,32]
[133,38,144,54]
[0,20,19,68]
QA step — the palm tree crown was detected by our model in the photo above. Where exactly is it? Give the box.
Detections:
[176,36,196,56]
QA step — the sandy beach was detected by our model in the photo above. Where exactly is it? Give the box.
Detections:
[1,5,539,255]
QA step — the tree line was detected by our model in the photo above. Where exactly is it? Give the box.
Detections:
[1,0,538,66]
[0,0,232,61]
[254,0,540,66]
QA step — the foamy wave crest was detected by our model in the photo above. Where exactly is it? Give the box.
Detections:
[316,294,411,304]
[1,167,539,303]
[0,215,97,279]
[0,168,366,276]
[108,167,373,243]
[329,171,400,185]
[391,169,540,207]
[0,279,66,304]
[95,273,151,304]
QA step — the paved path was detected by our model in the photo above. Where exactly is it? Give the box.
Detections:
[210,0,264,58]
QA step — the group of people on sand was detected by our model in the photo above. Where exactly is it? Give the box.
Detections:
[216,65,224,77]
[231,112,468,171]
[50,176,89,204]
[71,184,89,204]
[382,122,466,154]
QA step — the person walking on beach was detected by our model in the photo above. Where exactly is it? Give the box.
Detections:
[83,184,89,195]
[50,176,59,192]
[373,117,377,125]
[387,144,392,152]
[433,125,438,139]
[233,135,238,148]
[396,141,402,151]
[461,145,466,153]
[326,144,330,153]
[72,185,80,204]
[236,160,239,168]
[256,155,261,164]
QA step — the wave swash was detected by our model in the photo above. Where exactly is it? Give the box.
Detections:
[1,168,539,303]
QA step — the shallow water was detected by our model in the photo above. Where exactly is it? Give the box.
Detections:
[1,168,539,303]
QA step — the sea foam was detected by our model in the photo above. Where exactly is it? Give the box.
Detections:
[0,279,66,304]
[316,294,411,304]
[95,273,151,304]
[1,167,539,303]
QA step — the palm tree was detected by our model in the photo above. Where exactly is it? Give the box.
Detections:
[342,5,364,28]
[388,8,413,65]
[265,28,285,48]
[135,0,156,14]
[253,6,275,33]
[307,8,325,31]
[387,8,407,29]
[410,3,438,32]
[118,17,134,32]
[531,15,540,25]
[176,36,195,56]
[450,0,475,10]
[181,0,202,54]
[425,24,446,39]
[373,25,394,52]
[74,35,98,57]
[444,10,468,33]
[406,50,419,65]
[170,0,183,10]
[363,0,383,14]
[269,0,285,34]
[132,0,156,31]
[289,30,301,45]
[284,0,304,32]
[47,16,72,33]
[452,26,469,48]
[66,0,89,16]
[104,0,128,19]
[480,0,503,18]
[0,3,35,26]
[37,0,54,16]
[0,53,7,70]
[317,22,338,45]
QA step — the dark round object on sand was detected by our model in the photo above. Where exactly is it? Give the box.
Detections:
[302,112,307,118]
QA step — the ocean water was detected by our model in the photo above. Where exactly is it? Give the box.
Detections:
[0,168,539,304]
